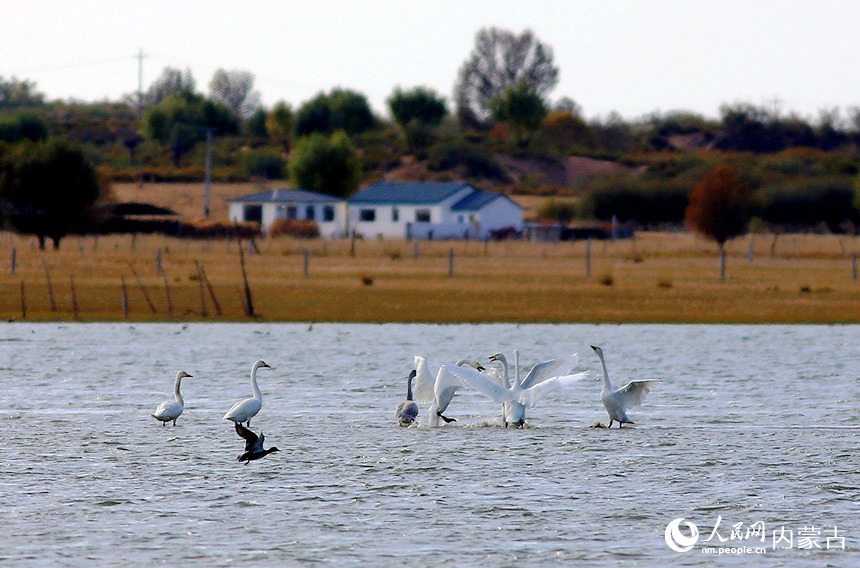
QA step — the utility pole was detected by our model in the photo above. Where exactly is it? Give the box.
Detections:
[199,127,217,219]
[136,48,148,120]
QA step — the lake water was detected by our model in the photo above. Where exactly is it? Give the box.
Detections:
[1,323,858,566]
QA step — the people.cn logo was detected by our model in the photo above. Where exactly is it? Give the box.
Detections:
[665,518,699,552]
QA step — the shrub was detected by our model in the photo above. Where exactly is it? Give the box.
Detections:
[268,218,320,238]
[240,148,285,179]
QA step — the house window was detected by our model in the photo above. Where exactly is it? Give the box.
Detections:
[243,204,262,223]
[392,207,399,222]
[415,209,431,222]
[306,205,315,220]
[323,205,335,222]
[457,215,465,224]
[359,208,376,222]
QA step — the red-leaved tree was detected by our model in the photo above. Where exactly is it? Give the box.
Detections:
[685,165,753,279]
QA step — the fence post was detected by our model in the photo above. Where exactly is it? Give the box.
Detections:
[70,276,79,320]
[195,260,208,317]
[748,238,754,263]
[586,239,592,278]
[303,249,309,277]
[41,258,56,312]
[162,271,173,316]
[448,248,454,277]
[156,248,163,275]
[121,276,129,319]
[413,242,419,261]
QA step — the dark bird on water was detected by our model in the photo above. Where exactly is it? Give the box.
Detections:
[234,422,280,464]
[395,369,419,426]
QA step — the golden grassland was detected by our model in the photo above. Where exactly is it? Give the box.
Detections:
[2,229,860,323]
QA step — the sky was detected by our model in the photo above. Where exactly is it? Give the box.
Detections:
[5,0,860,122]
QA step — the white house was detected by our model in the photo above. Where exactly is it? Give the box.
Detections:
[347,181,523,240]
[227,182,522,240]
[228,188,347,237]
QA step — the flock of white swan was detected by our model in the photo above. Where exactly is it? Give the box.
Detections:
[153,346,661,463]
[396,345,661,429]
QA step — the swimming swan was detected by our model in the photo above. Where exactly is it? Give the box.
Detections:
[395,369,419,426]
[443,350,588,427]
[591,345,661,428]
[152,370,192,426]
[234,422,280,464]
[223,360,271,426]
[414,356,485,426]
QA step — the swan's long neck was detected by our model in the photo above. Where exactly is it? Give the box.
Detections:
[406,373,414,401]
[455,359,474,369]
[497,355,510,388]
[597,351,611,390]
[513,350,521,391]
[250,363,263,400]
[173,373,184,403]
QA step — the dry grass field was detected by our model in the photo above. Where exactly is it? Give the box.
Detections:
[2,228,860,323]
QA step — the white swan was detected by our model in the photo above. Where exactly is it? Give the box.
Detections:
[152,370,192,426]
[443,350,588,427]
[223,360,271,426]
[395,369,419,426]
[414,356,486,426]
[591,345,661,428]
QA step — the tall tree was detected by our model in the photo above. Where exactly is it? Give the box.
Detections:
[289,131,361,198]
[266,101,294,148]
[685,165,753,279]
[295,88,375,137]
[453,27,559,127]
[208,69,262,120]
[387,86,448,150]
[0,76,45,112]
[0,138,104,250]
[488,81,548,147]
[143,67,196,106]
[141,91,238,166]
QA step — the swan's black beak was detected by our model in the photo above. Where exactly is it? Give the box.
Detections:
[590,345,599,351]
[476,364,486,372]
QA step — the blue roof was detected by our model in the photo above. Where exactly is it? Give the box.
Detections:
[348,182,472,205]
[229,188,338,203]
[452,190,510,211]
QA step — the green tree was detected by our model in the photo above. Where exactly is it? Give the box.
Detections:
[0,138,104,249]
[141,91,238,166]
[289,131,361,198]
[454,27,559,127]
[295,88,375,137]
[488,81,548,147]
[685,165,753,279]
[245,108,268,138]
[266,101,294,148]
[387,86,447,151]
[0,112,49,142]
[0,76,45,112]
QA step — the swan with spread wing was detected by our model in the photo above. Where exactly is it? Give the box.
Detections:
[442,350,588,427]
[591,345,661,428]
